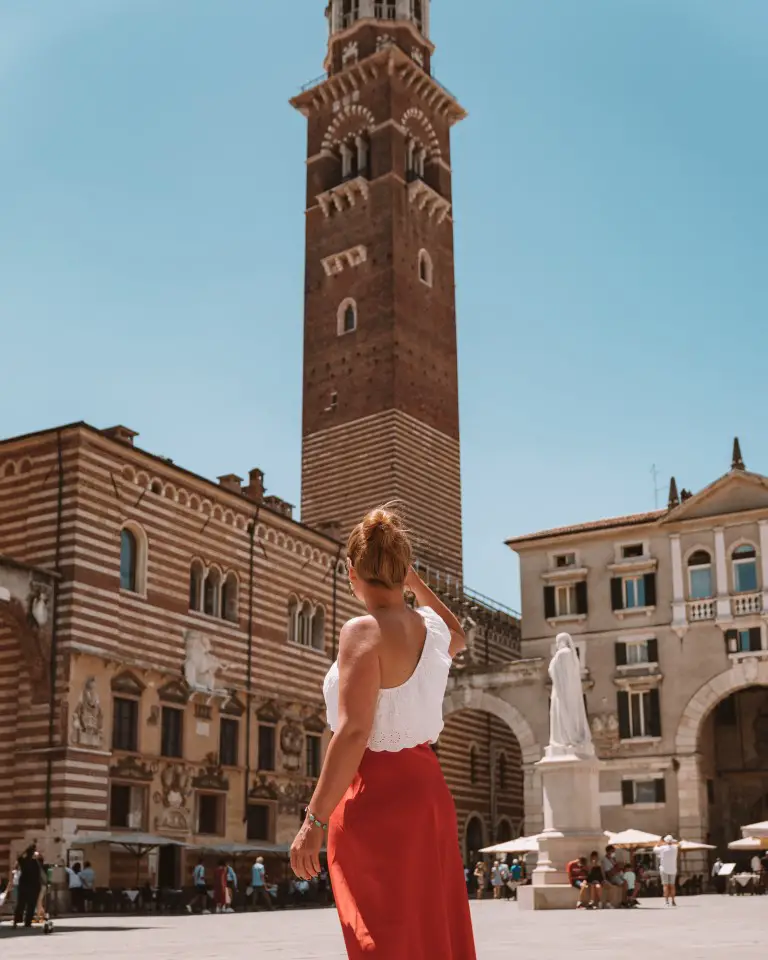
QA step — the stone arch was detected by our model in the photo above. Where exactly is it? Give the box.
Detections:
[443,688,540,765]
[321,104,376,156]
[676,658,768,755]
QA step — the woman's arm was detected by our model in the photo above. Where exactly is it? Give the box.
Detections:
[290,618,381,881]
[405,568,466,658]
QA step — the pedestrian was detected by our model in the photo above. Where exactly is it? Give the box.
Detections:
[186,857,211,915]
[213,859,228,914]
[499,860,511,901]
[225,861,237,913]
[566,856,591,909]
[80,861,95,912]
[601,845,629,907]
[14,845,42,928]
[711,856,725,894]
[289,512,477,959]
[586,851,604,907]
[34,852,49,923]
[655,836,680,907]
[250,856,273,911]
[473,861,487,899]
[490,861,503,900]
[66,861,85,912]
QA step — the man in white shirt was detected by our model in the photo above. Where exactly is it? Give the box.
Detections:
[655,836,680,906]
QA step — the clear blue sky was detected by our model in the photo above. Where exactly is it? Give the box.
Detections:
[2,0,767,610]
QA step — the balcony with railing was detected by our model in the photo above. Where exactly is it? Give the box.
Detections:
[687,599,716,622]
[732,592,762,617]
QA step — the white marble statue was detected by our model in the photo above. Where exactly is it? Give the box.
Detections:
[548,633,593,757]
[184,630,226,695]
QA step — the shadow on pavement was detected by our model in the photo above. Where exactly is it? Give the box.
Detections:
[0,924,152,938]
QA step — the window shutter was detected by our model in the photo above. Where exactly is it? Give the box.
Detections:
[655,778,667,804]
[621,780,634,806]
[575,580,588,615]
[644,573,657,607]
[648,637,659,664]
[544,586,556,619]
[615,642,627,667]
[648,688,662,738]
[750,628,762,653]
[617,691,631,740]
[611,578,624,611]
[725,629,737,654]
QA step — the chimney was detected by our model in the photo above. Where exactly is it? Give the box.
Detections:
[668,477,680,510]
[102,426,138,446]
[731,437,746,471]
[263,495,294,519]
[218,473,243,494]
[244,469,265,502]
[316,519,342,541]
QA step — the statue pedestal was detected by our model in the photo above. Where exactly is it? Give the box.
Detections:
[518,748,605,911]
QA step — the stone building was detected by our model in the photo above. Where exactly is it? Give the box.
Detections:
[0,1,524,878]
[487,439,768,849]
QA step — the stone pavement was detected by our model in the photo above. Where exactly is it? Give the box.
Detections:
[0,897,762,958]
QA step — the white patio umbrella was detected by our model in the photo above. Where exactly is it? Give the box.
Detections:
[679,840,716,852]
[479,835,539,855]
[740,820,768,838]
[607,829,661,849]
[728,836,768,851]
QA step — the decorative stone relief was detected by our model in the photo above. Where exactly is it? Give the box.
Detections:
[342,41,359,65]
[0,578,54,704]
[154,764,192,832]
[193,755,229,792]
[280,722,305,773]
[249,775,280,800]
[183,630,228,699]
[411,47,424,67]
[376,34,394,51]
[321,244,367,277]
[744,656,760,684]
[111,755,157,782]
[147,705,160,726]
[71,676,104,748]
[277,779,314,815]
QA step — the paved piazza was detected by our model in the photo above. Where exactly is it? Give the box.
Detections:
[0,898,761,958]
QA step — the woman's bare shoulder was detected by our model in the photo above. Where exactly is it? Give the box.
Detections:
[339,615,382,656]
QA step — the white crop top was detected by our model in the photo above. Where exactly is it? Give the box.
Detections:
[323,606,453,752]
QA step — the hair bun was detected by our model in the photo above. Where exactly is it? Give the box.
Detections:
[347,503,412,588]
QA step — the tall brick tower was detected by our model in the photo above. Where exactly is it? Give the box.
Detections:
[291,0,467,582]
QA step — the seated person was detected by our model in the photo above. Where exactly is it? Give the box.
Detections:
[586,851,604,905]
[602,845,629,906]
[566,856,591,908]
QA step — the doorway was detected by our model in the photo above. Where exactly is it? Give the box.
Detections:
[158,845,180,889]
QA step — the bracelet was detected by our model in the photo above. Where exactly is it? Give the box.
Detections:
[307,810,329,832]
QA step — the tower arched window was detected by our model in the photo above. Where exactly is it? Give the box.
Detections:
[341,0,360,29]
[340,134,369,181]
[412,0,423,30]
[120,523,148,595]
[732,544,759,594]
[406,138,427,182]
[221,572,239,623]
[375,1,397,20]
[687,550,713,600]
[418,249,433,287]
[189,560,204,611]
[338,299,358,336]
[203,567,221,617]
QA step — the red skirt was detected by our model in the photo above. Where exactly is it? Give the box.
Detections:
[329,744,476,959]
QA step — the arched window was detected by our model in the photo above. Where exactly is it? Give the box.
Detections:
[337,299,357,336]
[406,137,427,181]
[469,745,478,785]
[312,607,326,652]
[418,249,433,287]
[341,0,359,29]
[120,523,147,595]
[465,815,484,865]
[733,545,758,594]
[203,568,221,617]
[189,560,204,611]
[299,601,313,646]
[412,0,423,31]
[687,550,713,600]
[221,572,238,623]
[288,597,300,644]
[120,529,138,592]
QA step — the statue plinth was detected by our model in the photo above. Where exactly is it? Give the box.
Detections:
[517,749,605,911]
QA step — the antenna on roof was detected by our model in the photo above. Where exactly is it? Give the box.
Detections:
[650,464,666,510]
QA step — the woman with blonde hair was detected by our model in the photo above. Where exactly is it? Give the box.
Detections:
[291,505,476,959]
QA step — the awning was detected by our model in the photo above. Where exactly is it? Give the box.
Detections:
[679,839,716,852]
[728,836,768,851]
[740,820,768,838]
[74,832,191,851]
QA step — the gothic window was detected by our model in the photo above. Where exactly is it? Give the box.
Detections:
[687,550,713,600]
[189,560,204,611]
[418,249,433,287]
[203,567,221,617]
[732,544,759,594]
[221,572,238,623]
[120,522,147,594]
[412,0,423,30]
[312,606,326,652]
[406,138,427,182]
[288,596,300,644]
[337,298,358,336]
[340,135,369,181]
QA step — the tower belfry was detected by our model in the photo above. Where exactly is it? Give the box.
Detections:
[292,1,466,581]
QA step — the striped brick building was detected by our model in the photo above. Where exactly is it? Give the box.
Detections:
[0,2,527,880]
